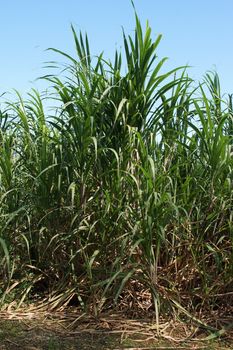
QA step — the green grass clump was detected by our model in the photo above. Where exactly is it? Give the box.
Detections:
[0,9,232,324]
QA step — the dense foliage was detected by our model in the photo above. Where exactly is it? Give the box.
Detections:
[0,12,232,317]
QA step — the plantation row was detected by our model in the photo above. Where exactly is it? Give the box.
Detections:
[0,13,232,315]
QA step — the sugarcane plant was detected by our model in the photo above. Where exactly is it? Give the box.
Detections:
[0,8,232,320]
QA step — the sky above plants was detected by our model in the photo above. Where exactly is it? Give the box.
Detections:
[0,0,232,97]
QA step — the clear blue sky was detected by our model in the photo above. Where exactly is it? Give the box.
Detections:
[0,0,232,98]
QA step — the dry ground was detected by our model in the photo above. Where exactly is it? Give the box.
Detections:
[0,309,232,350]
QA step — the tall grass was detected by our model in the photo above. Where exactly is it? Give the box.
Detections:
[0,11,232,319]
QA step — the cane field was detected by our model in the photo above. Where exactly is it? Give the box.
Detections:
[0,6,232,349]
